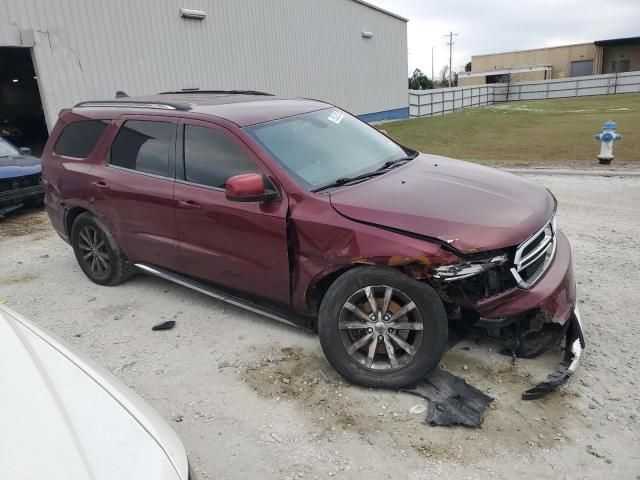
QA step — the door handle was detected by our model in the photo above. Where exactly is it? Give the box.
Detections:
[94,181,110,190]
[178,200,202,210]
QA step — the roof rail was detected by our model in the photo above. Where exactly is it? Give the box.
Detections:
[158,89,274,96]
[74,100,191,111]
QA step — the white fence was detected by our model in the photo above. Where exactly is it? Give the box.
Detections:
[409,71,640,118]
[409,85,494,118]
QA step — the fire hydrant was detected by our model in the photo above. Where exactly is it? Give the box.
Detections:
[594,120,622,165]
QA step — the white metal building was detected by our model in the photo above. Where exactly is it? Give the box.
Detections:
[0,0,408,149]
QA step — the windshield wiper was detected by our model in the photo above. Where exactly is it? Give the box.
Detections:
[376,152,419,171]
[312,152,419,193]
[312,171,388,192]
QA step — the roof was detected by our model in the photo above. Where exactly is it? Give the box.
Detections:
[595,36,640,46]
[350,0,408,22]
[73,92,333,127]
[460,65,552,77]
[471,35,640,60]
[472,42,593,59]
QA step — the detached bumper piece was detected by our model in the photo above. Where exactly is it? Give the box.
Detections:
[522,306,585,400]
[403,368,493,427]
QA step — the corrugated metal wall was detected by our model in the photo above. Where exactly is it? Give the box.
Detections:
[0,0,408,129]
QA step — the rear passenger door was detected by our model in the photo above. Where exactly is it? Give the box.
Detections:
[90,116,180,271]
[174,120,291,306]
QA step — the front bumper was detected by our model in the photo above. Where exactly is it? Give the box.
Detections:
[474,231,576,326]
[0,184,44,206]
[467,231,585,399]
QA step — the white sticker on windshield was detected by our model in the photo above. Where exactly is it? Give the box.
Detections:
[327,111,345,124]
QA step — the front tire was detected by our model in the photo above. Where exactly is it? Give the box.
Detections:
[318,267,448,389]
[71,213,133,286]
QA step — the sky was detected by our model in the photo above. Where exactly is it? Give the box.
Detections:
[369,0,640,78]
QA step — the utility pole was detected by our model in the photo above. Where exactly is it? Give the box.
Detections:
[431,46,434,83]
[444,31,459,88]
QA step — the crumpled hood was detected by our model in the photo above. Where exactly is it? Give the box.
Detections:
[0,154,42,179]
[329,155,555,253]
[0,306,188,480]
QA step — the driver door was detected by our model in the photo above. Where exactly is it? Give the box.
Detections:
[173,119,291,306]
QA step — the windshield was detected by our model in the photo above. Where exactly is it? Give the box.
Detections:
[246,108,409,190]
[0,138,20,157]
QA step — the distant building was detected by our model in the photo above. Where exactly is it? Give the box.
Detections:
[459,36,640,86]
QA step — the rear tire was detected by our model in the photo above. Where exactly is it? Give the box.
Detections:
[71,213,133,286]
[318,266,448,389]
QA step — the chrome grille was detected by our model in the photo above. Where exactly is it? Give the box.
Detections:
[510,215,557,289]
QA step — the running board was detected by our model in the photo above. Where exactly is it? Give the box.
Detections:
[134,263,314,332]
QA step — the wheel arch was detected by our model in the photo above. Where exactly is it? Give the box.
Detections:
[305,259,439,315]
[64,206,91,238]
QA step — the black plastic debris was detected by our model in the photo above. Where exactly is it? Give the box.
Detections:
[152,320,176,331]
[402,368,493,427]
[522,312,585,400]
[522,363,572,400]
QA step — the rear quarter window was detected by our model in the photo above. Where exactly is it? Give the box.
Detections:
[53,120,108,158]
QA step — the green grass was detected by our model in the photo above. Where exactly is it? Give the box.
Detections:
[382,93,640,166]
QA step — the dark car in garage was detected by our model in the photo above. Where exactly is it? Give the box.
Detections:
[0,137,43,217]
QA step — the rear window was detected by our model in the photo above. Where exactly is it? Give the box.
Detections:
[53,120,108,158]
[109,120,175,177]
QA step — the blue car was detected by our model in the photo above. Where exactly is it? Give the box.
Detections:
[0,137,43,217]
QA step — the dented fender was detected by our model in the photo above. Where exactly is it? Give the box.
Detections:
[287,195,459,313]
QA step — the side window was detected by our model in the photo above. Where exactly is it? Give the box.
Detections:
[183,125,260,188]
[54,120,108,158]
[110,120,174,177]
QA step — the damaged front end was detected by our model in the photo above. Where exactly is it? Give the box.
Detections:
[427,215,584,399]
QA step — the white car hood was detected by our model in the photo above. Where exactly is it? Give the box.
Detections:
[0,306,188,480]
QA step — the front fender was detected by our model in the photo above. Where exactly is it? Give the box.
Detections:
[290,213,459,313]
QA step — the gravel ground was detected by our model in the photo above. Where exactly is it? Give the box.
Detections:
[1,174,639,480]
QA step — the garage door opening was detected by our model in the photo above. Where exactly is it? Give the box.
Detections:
[0,47,48,157]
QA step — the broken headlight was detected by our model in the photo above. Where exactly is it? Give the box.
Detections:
[433,254,508,282]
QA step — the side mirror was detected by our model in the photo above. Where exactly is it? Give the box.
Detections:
[19,147,31,155]
[225,173,279,203]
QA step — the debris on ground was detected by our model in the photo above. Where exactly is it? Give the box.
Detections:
[522,363,572,400]
[152,320,176,331]
[114,360,137,372]
[318,368,331,383]
[522,316,584,400]
[586,444,612,463]
[408,404,427,415]
[267,350,284,363]
[402,368,493,427]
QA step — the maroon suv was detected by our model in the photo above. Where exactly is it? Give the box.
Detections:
[42,91,584,394]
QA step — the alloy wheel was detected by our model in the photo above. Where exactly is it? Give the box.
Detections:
[77,226,111,277]
[338,285,424,370]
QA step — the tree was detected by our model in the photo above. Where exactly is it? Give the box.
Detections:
[464,61,472,72]
[408,68,433,90]
[438,65,449,87]
[435,65,458,88]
